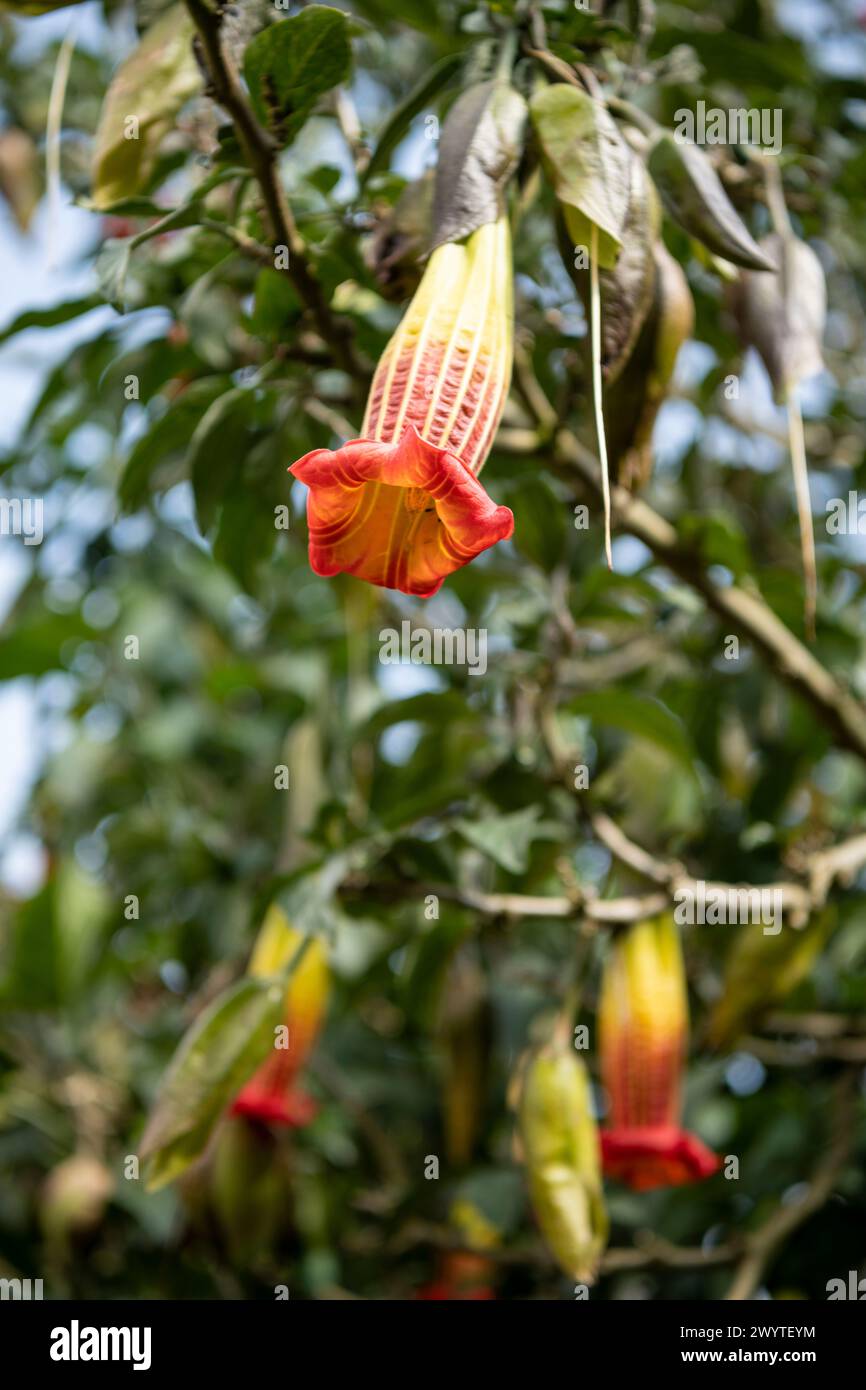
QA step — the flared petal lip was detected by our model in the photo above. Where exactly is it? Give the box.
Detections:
[231,1086,318,1129]
[601,1125,720,1191]
[289,424,514,598]
[416,1284,495,1301]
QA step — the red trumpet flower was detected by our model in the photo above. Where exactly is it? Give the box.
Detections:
[598,915,720,1191]
[290,217,515,597]
[231,908,329,1129]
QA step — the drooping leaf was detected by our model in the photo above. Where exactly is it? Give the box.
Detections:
[727,233,826,397]
[0,126,41,230]
[727,230,826,638]
[243,5,352,146]
[562,150,658,383]
[140,977,284,1191]
[91,5,201,210]
[530,84,630,268]
[647,132,776,273]
[429,79,528,249]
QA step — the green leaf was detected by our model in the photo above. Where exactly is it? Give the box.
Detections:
[212,430,287,591]
[243,6,352,146]
[454,805,562,874]
[91,5,201,210]
[0,608,90,678]
[250,268,300,340]
[0,0,86,10]
[677,511,752,578]
[505,475,567,572]
[530,84,630,268]
[94,239,132,313]
[0,885,57,1009]
[140,977,284,1191]
[361,52,463,187]
[96,202,208,316]
[0,295,105,346]
[188,387,255,535]
[430,80,527,249]
[566,690,697,771]
[54,857,111,999]
[647,133,776,273]
[119,377,230,511]
[276,853,354,939]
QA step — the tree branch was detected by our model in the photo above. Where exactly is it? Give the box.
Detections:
[725,1073,858,1300]
[506,403,866,763]
[185,0,366,385]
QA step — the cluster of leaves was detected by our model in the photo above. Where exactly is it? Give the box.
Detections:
[0,0,865,1299]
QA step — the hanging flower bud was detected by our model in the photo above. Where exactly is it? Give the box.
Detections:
[605,242,694,491]
[707,908,835,1050]
[436,948,492,1169]
[517,1039,608,1283]
[290,80,526,597]
[231,906,329,1128]
[599,915,719,1190]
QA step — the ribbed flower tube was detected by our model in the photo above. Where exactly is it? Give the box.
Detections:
[598,915,719,1190]
[231,907,329,1129]
[289,215,515,597]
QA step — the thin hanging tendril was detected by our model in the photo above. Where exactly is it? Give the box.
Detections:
[765,157,816,640]
[786,384,817,641]
[46,21,78,271]
[590,222,613,568]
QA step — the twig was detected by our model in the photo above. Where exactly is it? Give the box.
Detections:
[550,427,866,764]
[340,873,669,925]
[539,695,866,924]
[304,397,357,441]
[742,1033,866,1065]
[725,1073,858,1300]
[200,218,274,265]
[588,811,682,887]
[393,1218,742,1274]
[185,0,366,386]
[504,343,866,759]
[763,1010,866,1038]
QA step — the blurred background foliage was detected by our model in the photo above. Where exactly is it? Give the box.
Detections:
[0,0,865,1300]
